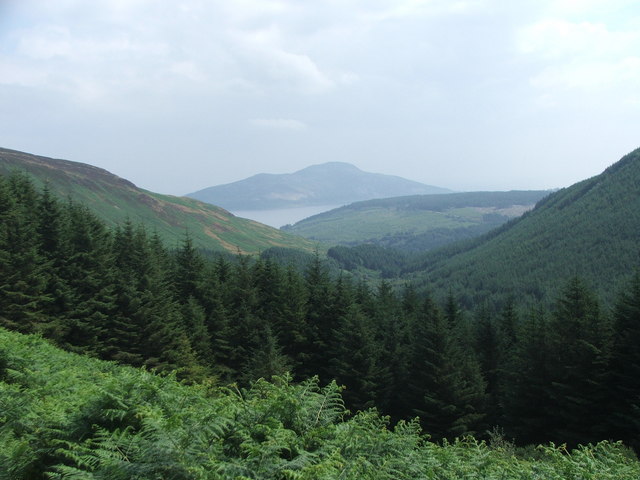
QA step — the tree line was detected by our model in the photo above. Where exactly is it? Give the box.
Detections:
[1,171,639,449]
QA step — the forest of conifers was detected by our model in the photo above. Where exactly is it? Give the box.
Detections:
[1,171,640,476]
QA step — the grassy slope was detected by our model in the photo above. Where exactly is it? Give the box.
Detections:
[409,147,640,307]
[283,190,549,247]
[0,147,316,254]
[1,327,638,479]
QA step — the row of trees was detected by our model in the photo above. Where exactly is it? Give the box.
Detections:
[1,172,639,449]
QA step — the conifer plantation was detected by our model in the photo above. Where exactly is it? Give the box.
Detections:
[1,171,640,477]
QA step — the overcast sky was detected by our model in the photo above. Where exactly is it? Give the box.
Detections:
[1,0,639,195]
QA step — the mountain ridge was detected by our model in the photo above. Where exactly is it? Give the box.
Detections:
[408,147,640,307]
[0,147,316,254]
[187,161,452,210]
[282,189,551,251]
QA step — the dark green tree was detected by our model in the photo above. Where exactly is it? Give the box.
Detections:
[546,277,612,445]
[0,174,51,333]
[330,304,385,412]
[408,295,486,441]
[56,201,114,354]
[607,271,640,450]
[503,306,554,445]
[240,324,291,384]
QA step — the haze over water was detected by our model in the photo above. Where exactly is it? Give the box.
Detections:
[233,205,343,229]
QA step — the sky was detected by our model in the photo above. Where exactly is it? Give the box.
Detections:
[1,0,639,196]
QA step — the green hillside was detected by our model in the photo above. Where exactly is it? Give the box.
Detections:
[2,327,638,479]
[409,147,640,307]
[3,166,640,461]
[0,147,316,254]
[283,190,549,251]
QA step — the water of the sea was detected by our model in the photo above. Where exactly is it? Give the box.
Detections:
[232,205,342,229]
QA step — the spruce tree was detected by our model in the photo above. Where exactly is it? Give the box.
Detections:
[173,231,205,304]
[408,295,486,441]
[273,265,308,376]
[299,251,334,380]
[35,185,75,340]
[181,296,213,363]
[330,303,386,412]
[474,303,500,430]
[240,324,291,384]
[503,306,554,445]
[607,271,640,450]
[57,201,114,355]
[201,262,234,380]
[371,281,407,415]
[0,175,51,333]
[546,277,611,445]
[225,254,262,376]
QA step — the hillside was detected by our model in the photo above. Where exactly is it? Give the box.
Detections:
[187,161,451,210]
[282,190,550,251]
[408,147,640,307]
[0,147,315,254]
[2,327,638,479]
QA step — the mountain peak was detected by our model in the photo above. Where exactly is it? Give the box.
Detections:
[297,162,362,173]
[188,163,451,210]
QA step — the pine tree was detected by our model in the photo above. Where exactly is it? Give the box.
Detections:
[35,184,73,333]
[181,296,213,363]
[0,174,51,333]
[546,277,611,445]
[273,265,308,376]
[474,303,499,430]
[371,280,407,415]
[299,251,335,380]
[225,254,262,376]
[607,271,640,450]
[101,220,147,365]
[493,297,519,428]
[201,261,234,380]
[240,324,291,384]
[56,201,114,355]
[329,303,385,412]
[503,306,554,445]
[173,231,205,304]
[408,295,486,441]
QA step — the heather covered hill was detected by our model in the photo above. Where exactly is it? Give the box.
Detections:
[408,147,640,307]
[0,147,315,254]
[187,161,451,210]
[283,190,550,251]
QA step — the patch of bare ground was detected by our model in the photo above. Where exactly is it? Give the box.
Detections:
[203,227,244,252]
[137,193,165,213]
[472,205,534,217]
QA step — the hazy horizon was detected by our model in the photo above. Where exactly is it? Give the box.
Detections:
[1,1,639,196]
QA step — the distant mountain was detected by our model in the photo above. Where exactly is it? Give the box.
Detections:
[187,162,452,210]
[408,147,640,307]
[282,190,550,252]
[0,148,316,254]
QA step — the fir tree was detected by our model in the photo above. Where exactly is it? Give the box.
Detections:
[0,175,51,333]
[240,324,291,384]
[330,304,385,412]
[503,307,554,445]
[56,202,114,355]
[299,251,335,380]
[546,277,611,445]
[408,295,486,441]
[607,271,640,450]
[173,231,205,304]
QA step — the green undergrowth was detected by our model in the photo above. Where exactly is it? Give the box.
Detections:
[1,327,638,479]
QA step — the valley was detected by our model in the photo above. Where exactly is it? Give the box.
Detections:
[1,145,640,477]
